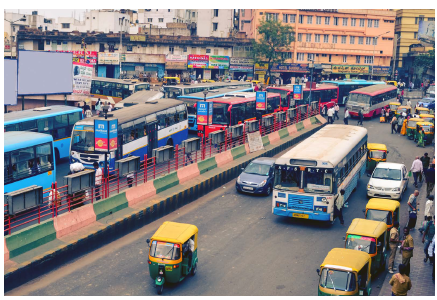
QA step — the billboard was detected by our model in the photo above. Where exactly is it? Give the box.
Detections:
[196,101,212,125]
[94,118,118,152]
[331,65,370,74]
[208,56,230,69]
[73,62,93,95]
[271,63,309,73]
[18,51,73,95]
[293,85,302,100]
[165,54,187,70]
[4,59,18,105]
[188,54,209,69]
[256,91,267,110]
[418,21,435,46]
[98,53,120,65]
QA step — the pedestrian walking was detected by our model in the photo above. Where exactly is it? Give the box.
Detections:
[429,235,435,280]
[407,190,419,229]
[425,195,435,219]
[321,105,327,117]
[390,114,398,134]
[424,164,435,198]
[334,104,340,120]
[420,153,431,182]
[388,221,401,273]
[386,107,391,123]
[400,227,414,276]
[93,162,103,201]
[423,216,435,263]
[389,264,412,296]
[95,99,102,116]
[397,114,404,133]
[343,108,349,125]
[406,99,412,107]
[327,106,334,124]
[357,109,364,126]
[410,156,423,188]
[334,189,345,225]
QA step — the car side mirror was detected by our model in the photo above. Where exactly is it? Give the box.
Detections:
[146,238,150,245]
[316,269,320,275]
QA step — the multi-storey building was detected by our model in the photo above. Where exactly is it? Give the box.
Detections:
[138,9,188,28]
[247,9,396,81]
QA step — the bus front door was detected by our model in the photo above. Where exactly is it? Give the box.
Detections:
[146,121,158,158]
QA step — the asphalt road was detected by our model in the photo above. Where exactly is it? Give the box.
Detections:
[8,101,434,296]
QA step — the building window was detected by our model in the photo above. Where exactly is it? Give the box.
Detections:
[323,34,329,43]
[46,40,50,45]
[332,35,338,43]
[374,19,379,28]
[289,14,296,23]
[315,34,321,43]
[213,23,218,31]
[62,23,70,29]
[329,54,332,62]
[183,46,187,52]
[350,36,355,44]
[325,17,330,25]
[191,46,196,53]
[373,37,378,45]
[414,32,418,39]
[148,18,153,22]
[298,33,303,42]
[307,16,313,24]
[359,18,364,27]
[396,17,402,25]
[308,53,315,61]
[367,19,372,27]
[127,45,133,52]
[334,17,339,26]
[343,55,347,63]
[169,46,174,54]
[358,37,364,44]
[214,9,219,17]
[429,18,435,21]
[297,53,305,61]
[341,36,346,44]
[351,18,356,27]
[283,14,288,23]
[266,13,279,21]
[299,15,304,24]
[316,16,321,25]
[168,9,171,12]
[356,56,361,64]
[321,54,327,57]
[159,18,164,23]
[214,49,219,55]
[415,16,424,24]
[343,18,348,26]
[192,12,196,17]
[306,33,312,42]
[364,56,373,64]
[281,52,292,59]
[366,37,372,45]
[241,9,245,17]
[206,49,211,54]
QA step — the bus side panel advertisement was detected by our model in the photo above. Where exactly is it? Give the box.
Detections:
[197,102,210,125]
[109,119,118,151]
[94,119,109,152]
[293,85,302,100]
[256,91,267,110]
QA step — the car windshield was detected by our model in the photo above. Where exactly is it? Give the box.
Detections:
[71,125,95,152]
[367,209,392,225]
[372,168,401,180]
[346,235,376,254]
[149,240,181,260]
[244,162,271,176]
[369,150,386,159]
[320,269,356,292]
[349,93,371,105]
[421,98,432,103]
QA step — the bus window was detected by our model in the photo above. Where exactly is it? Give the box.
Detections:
[54,114,69,140]
[231,103,246,125]
[68,112,81,129]
[38,118,54,134]
[246,101,255,120]
[156,110,167,129]
[35,143,53,172]
[11,146,35,179]
[21,120,38,131]
[4,152,12,184]
[5,124,19,132]
[212,103,229,125]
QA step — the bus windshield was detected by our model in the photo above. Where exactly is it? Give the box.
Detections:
[150,240,181,260]
[134,84,150,92]
[274,166,332,193]
[346,235,376,254]
[267,89,289,107]
[212,103,229,125]
[165,87,182,99]
[71,125,95,152]
[367,209,392,225]
[349,93,371,105]
[320,268,356,292]
[274,167,301,191]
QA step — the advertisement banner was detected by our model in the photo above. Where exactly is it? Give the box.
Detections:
[230,57,254,66]
[94,119,109,152]
[293,85,302,100]
[109,119,118,152]
[271,63,309,73]
[165,54,188,70]
[256,91,267,110]
[372,66,392,75]
[196,101,211,125]
[72,62,93,95]
[188,54,209,69]
[332,65,370,74]
[98,53,120,65]
[230,65,254,72]
[50,50,98,65]
[204,69,212,80]
[254,63,269,71]
[208,56,229,69]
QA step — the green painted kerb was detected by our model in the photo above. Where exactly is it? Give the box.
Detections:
[278,128,289,139]
[231,145,246,160]
[296,122,305,131]
[153,171,180,194]
[5,219,56,259]
[197,157,217,175]
[310,116,319,124]
[262,135,270,146]
[93,192,129,220]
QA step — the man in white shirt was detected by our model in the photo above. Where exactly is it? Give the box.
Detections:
[327,107,334,124]
[344,108,350,125]
[425,195,435,219]
[410,156,423,188]
[334,189,345,225]
[334,104,340,120]
[94,162,103,201]
[406,99,412,108]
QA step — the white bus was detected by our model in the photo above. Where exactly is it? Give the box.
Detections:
[272,124,368,222]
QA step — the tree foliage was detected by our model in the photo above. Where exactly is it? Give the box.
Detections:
[414,48,435,70]
[252,18,295,78]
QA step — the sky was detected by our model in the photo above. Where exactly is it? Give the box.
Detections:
[5,9,88,22]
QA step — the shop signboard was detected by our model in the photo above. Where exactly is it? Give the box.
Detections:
[50,50,98,65]
[72,62,93,95]
[188,54,209,69]
[372,66,392,75]
[255,63,269,71]
[331,65,370,74]
[256,91,267,110]
[230,58,254,66]
[271,63,309,73]
[98,53,120,65]
[208,56,229,69]
[165,54,188,70]
[230,65,254,71]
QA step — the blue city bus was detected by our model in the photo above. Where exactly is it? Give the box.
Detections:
[320,79,386,105]
[4,106,83,160]
[4,131,56,194]
[70,91,188,170]
[177,85,254,131]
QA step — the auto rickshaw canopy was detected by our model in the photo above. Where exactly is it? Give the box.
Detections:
[151,222,198,246]
[346,218,387,239]
[320,248,371,272]
[407,118,424,128]
[366,198,400,213]
[416,121,435,132]
[416,107,430,113]
[389,102,401,106]
[419,114,435,121]
[397,105,411,111]
[367,143,387,152]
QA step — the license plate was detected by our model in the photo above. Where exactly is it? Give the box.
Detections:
[243,186,254,190]
[293,213,309,219]
[165,266,173,271]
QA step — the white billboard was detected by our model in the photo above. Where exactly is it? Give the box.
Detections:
[18,51,73,95]
[4,59,18,105]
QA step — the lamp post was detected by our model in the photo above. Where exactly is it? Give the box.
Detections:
[392,35,402,80]
[203,89,209,101]
[119,17,125,79]
[4,15,26,58]
[102,102,111,179]
[308,59,315,105]
[371,31,391,80]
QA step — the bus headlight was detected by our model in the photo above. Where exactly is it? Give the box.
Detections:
[314,206,327,212]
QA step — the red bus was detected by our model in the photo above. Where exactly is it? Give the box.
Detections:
[266,84,338,111]
[346,84,397,118]
[197,93,281,137]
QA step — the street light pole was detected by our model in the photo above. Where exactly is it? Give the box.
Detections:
[371,31,390,80]
[119,17,125,79]
[392,35,402,80]
[308,59,314,106]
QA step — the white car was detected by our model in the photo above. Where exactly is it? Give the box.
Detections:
[367,162,409,201]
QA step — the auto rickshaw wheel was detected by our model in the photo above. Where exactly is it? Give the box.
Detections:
[191,261,197,276]
[156,284,164,295]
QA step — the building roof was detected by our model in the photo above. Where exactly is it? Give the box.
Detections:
[320,248,371,272]
[151,221,198,244]
[346,218,387,238]
[4,105,82,124]
[350,84,397,96]
[117,90,163,106]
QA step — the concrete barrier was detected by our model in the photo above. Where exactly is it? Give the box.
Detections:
[316,115,328,124]
[197,157,217,174]
[53,205,97,238]
[287,124,298,135]
[5,239,9,261]
[5,220,56,259]
[93,192,129,220]
[296,122,305,131]
[215,150,234,168]
[153,171,179,194]
[230,145,246,160]
[303,118,312,128]
[177,163,200,184]
[126,181,156,207]
[278,128,289,139]
[268,131,281,144]
[262,135,270,146]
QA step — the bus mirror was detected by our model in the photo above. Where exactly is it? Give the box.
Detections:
[146,238,150,245]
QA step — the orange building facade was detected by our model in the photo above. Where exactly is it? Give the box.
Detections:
[248,9,396,81]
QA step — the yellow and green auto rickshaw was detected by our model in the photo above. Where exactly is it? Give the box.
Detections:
[364,198,400,245]
[317,248,372,296]
[345,218,387,275]
[414,106,430,116]
[147,222,198,295]
[396,105,411,116]
[163,77,180,85]
[366,143,388,172]
[406,118,424,140]
[419,114,435,124]
[414,121,435,145]
[388,102,401,113]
